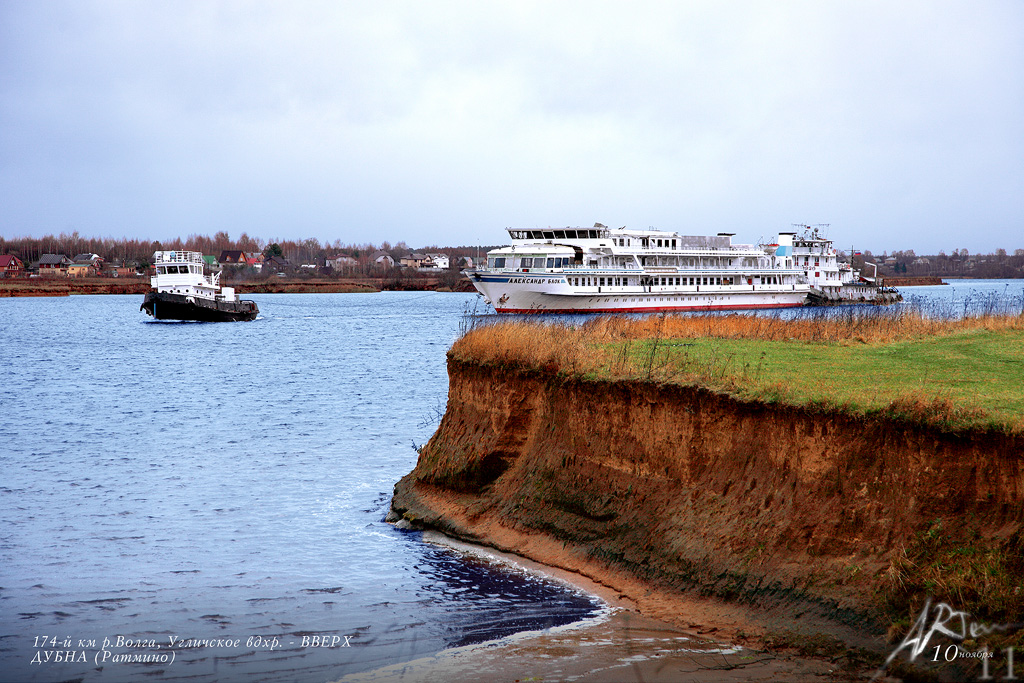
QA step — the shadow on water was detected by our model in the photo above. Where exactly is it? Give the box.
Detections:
[397,530,599,649]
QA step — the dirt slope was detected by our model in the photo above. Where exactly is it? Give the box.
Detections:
[391,359,1024,655]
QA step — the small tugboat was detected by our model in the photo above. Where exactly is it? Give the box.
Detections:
[141,251,258,322]
[767,225,901,305]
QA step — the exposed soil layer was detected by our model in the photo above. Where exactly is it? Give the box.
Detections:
[391,359,1024,662]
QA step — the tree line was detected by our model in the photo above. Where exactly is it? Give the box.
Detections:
[853,248,1024,279]
[0,231,493,275]
[4,231,1021,279]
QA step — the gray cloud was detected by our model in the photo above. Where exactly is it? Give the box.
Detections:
[1,0,1021,252]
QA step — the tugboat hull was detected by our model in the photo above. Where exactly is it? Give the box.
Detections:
[141,291,258,322]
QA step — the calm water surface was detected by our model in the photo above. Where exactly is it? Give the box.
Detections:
[0,292,598,683]
[897,278,1024,315]
[2,279,1019,682]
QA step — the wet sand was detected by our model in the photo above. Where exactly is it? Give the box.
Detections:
[334,532,868,683]
[334,610,843,682]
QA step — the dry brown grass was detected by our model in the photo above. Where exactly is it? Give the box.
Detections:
[449,318,592,375]
[450,309,1024,372]
[449,310,1024,432]
[577,308,1024,345]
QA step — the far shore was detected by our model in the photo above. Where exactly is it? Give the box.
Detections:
[882,275,945,286]
[0,276,475,297]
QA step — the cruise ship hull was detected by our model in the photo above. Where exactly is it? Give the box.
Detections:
[467,272,807,313]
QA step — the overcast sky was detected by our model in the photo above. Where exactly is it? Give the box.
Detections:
[1,1,1021,253]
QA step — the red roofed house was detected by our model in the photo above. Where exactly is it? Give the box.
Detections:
[0,254,24,278]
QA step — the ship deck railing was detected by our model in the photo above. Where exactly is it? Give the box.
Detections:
[154,251,206,265]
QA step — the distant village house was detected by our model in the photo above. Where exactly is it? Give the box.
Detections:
[73,253,104,268]
[425,253,449,270]
[400,253,426,268]
[99,260,136,278]
[400,252,449,270]
[218,250,248,265]
[264,255,290,272]
[1,254,25,278]
[37,254,73,276]
[67,262,95,278]
[330,254,358,270]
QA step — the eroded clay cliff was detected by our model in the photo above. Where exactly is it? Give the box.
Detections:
[391,358,1024,647]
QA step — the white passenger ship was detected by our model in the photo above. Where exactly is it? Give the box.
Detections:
[141,251,258,322]
[465,224,811,313]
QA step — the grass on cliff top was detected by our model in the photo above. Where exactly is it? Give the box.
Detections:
[449,310,1024,432]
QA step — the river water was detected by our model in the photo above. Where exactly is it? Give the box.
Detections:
[896,278,1024,316]
[2,279,1020,683]
[0,291,598,683]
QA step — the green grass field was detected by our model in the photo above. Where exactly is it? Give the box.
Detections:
[620,328,1024,430]
[451,312,1024,431]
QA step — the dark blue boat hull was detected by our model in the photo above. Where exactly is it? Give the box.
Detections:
[141,291,258,322]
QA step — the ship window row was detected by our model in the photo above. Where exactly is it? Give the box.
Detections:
[157,265,200,274]
[566,275,790,288]
[572,277,631,287]
[526,257,573,268]
[491,256,578,269]
[638,256,760,268]
[568,276,738,287]
[609,237,680,249]
[509,229,601,240]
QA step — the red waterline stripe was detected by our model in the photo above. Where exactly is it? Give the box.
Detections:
[495,303,805,314]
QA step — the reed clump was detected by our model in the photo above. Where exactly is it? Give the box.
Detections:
[578,307,1024,345]
[449,319,592,376]
[452,309,1024,371]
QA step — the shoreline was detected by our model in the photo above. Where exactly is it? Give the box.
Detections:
[337,529,857,682]
[0,277,476,297]
[883,276,945,286]
[389,483,887,654]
